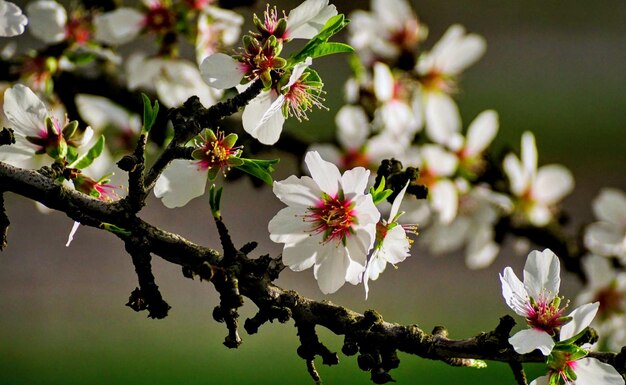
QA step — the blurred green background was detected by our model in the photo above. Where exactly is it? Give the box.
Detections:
[1,1,625,384]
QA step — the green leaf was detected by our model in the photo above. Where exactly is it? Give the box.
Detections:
[68,135,105,169]
[141,93,159,132]
[288,14,352,65]
[100,223,131,237]
[233,158,279,185]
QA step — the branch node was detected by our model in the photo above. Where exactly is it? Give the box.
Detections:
[0,127,15,146]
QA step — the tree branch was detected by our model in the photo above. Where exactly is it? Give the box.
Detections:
[1,161,624,384]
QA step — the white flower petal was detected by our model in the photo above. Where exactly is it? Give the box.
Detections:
[465,225,499,269]
[584,222,626,258]
[523,249,560,300]
[532,165,574,205]
[4,84,48,137]
[373,62,394,102]
[340,166,370,198]
[282,237,319,271]
[500,267,530,317]
[306,144,342,167]
[503,153,527,197]
[378,225,410,265]
[200,53,245,89]
[430,179,458,224]
[465,110,498,156]
[26,0,66,43]
[268,206,313,244]
[438,31,486,75]
[154,160,208,208]
[389,182,410,221]
[521,131,537,178]
[0,0,27,37]
[424,92,461,145]
[242,91,285,145]
[305,151,341,196]
[422,144,458,176]
[336,105,369,150]
[573,357,625,385]
[508,328,554,355]
[593,188,626,227]
[93,8,144,45]
[155,59,221,108]
[560,302,599,341]
[526,202,552,227]
[286,0,337,40]
[314,248,349,294]
[273,175,321,207]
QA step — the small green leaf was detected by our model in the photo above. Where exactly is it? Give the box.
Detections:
[141,93,159,132]
[288,14,352,65]
[233,158,279,185]
[100,223,131,237]
[68,135,105,169]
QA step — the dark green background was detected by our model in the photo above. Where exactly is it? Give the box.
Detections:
[1,1,625,384]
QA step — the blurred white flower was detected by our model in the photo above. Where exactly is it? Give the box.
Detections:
[349,0,425,63]
[412,144,459,224]
[576,254,626,350]
[503,131,574,227]
[0,0,27,37]
[195,6,244,65]
[308,105,400,172]
[424,186,511,269]
[416,25,486,146]
[584,188,626,260]
[372,62,422,137]
[448,110,498,172]
[126,54,221,108]
[93,7,144,46]
[26,0,67,43]
[268,151,380,294]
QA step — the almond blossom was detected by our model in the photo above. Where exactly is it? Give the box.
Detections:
[308,104,399,171]
[154,130,242,208]
[126,54,221,108]
[200,0,337,90]
[349,0,425,63]
[529,304,623,385]
[500,248,600,355]
[416,24,486,145]
[268,151,380,294]
[584,188,626,260]
[408,144,459,224]
[363,182,413,299]
[576,254,626,350]
[1,84,73,165]
[372,61,422,138]
[503,132,574,227]
[240,57,326,145]
[0,0,27,37]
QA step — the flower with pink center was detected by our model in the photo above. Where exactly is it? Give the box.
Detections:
[500,248,601,355]
[363,182,415,299]
[154,129,241,208]
[529,302,623,385]
[238,57,326,145]
[1,84,68,164]
[268,151,380,294]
